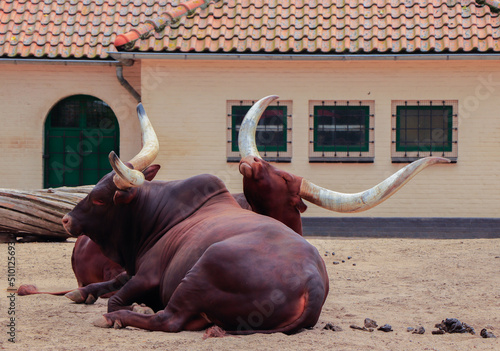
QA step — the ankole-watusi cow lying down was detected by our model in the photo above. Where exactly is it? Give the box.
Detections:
[60,98,447,334]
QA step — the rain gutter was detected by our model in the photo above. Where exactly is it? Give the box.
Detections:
[108,52,500,62]
[116,64,141,102]
[0,58,122,65]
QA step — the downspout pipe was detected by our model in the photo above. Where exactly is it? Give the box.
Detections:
[116,64,141,103]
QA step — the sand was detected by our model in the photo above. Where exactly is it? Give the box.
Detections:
[1,238,499,351]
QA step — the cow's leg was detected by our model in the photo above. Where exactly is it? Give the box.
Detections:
[106,273,159,313]
[101,266,126,298]
[94,261,216,331]
[65,272,131,304]
[94,307,210,332]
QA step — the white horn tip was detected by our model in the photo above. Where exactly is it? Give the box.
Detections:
[424,156,451,164]
[263,95,279,102]
[136,103,146,119]
[109,151,145,189]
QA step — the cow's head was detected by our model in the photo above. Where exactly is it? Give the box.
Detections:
[239,155,307,234]
[238,96,450,235]
[62,104,160,262]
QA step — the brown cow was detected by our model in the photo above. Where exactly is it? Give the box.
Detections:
[238,95,450,235]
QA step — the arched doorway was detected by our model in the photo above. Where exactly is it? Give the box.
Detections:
[43,95,120,188]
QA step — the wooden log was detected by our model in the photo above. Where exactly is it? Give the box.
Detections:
[0,186,93,241]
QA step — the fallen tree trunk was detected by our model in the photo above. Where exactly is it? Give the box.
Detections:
[0,186,93,241]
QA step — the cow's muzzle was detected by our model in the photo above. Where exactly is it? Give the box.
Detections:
[62,214,80,237]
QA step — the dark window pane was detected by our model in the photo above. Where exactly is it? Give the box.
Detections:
[231,105,287,152]
[396,105,452,152]
[86,100,115,130]
[50,99,80,128]
[313,106,369,152]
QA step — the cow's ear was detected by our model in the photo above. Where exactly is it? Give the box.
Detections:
[113,188,137,205]
[250,162,263,180]
[296,199,308,213]
[143,164,161,181]
[292,196,308,213]
[239,162,253,179]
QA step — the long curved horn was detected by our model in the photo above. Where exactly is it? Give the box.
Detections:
[238,96,450,212]
[299,157,450,213]
[238,95,279,159]
[109,103,159,189]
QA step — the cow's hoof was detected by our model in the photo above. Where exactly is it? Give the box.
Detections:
[93,316,112,328]
[85,294,96,304]
[132,303,154,315]
[203,325,227,339]
[65,289,85,303]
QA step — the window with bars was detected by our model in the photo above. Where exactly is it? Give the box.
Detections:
[309,100,374,162]
[392,100,458,162]
[227,100,292,162]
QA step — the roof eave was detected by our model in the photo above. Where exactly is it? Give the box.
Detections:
[0,57,123,66]
[108,51,500,62]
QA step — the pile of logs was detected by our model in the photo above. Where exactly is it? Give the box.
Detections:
[0,186,93,242]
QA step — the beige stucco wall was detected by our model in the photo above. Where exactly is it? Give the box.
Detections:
[1,58,498,218]
[141,58,500,218]
[0,62,141,189]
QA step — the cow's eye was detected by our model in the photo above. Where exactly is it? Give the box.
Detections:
[92,198,106,206]
[282,174,293,183]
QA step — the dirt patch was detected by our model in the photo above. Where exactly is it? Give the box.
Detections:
[1,238,499,350]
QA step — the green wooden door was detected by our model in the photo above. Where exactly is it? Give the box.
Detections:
[44,95,119,188]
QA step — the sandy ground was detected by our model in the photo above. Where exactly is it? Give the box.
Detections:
[0,238,499,351]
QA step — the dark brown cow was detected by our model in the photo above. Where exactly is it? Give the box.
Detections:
[61,103,329,334]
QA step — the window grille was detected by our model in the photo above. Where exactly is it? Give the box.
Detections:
[227,100,292,162]
[391,100,458,163]
[309,100,374,162]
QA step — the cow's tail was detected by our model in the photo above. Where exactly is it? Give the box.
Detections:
[16,284,74,296]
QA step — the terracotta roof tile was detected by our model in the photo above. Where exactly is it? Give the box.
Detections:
[1,0,500,60]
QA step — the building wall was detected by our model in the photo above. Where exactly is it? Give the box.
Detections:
[0,62,141,189]
[1,59,498,218]
[141,58,500,218]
